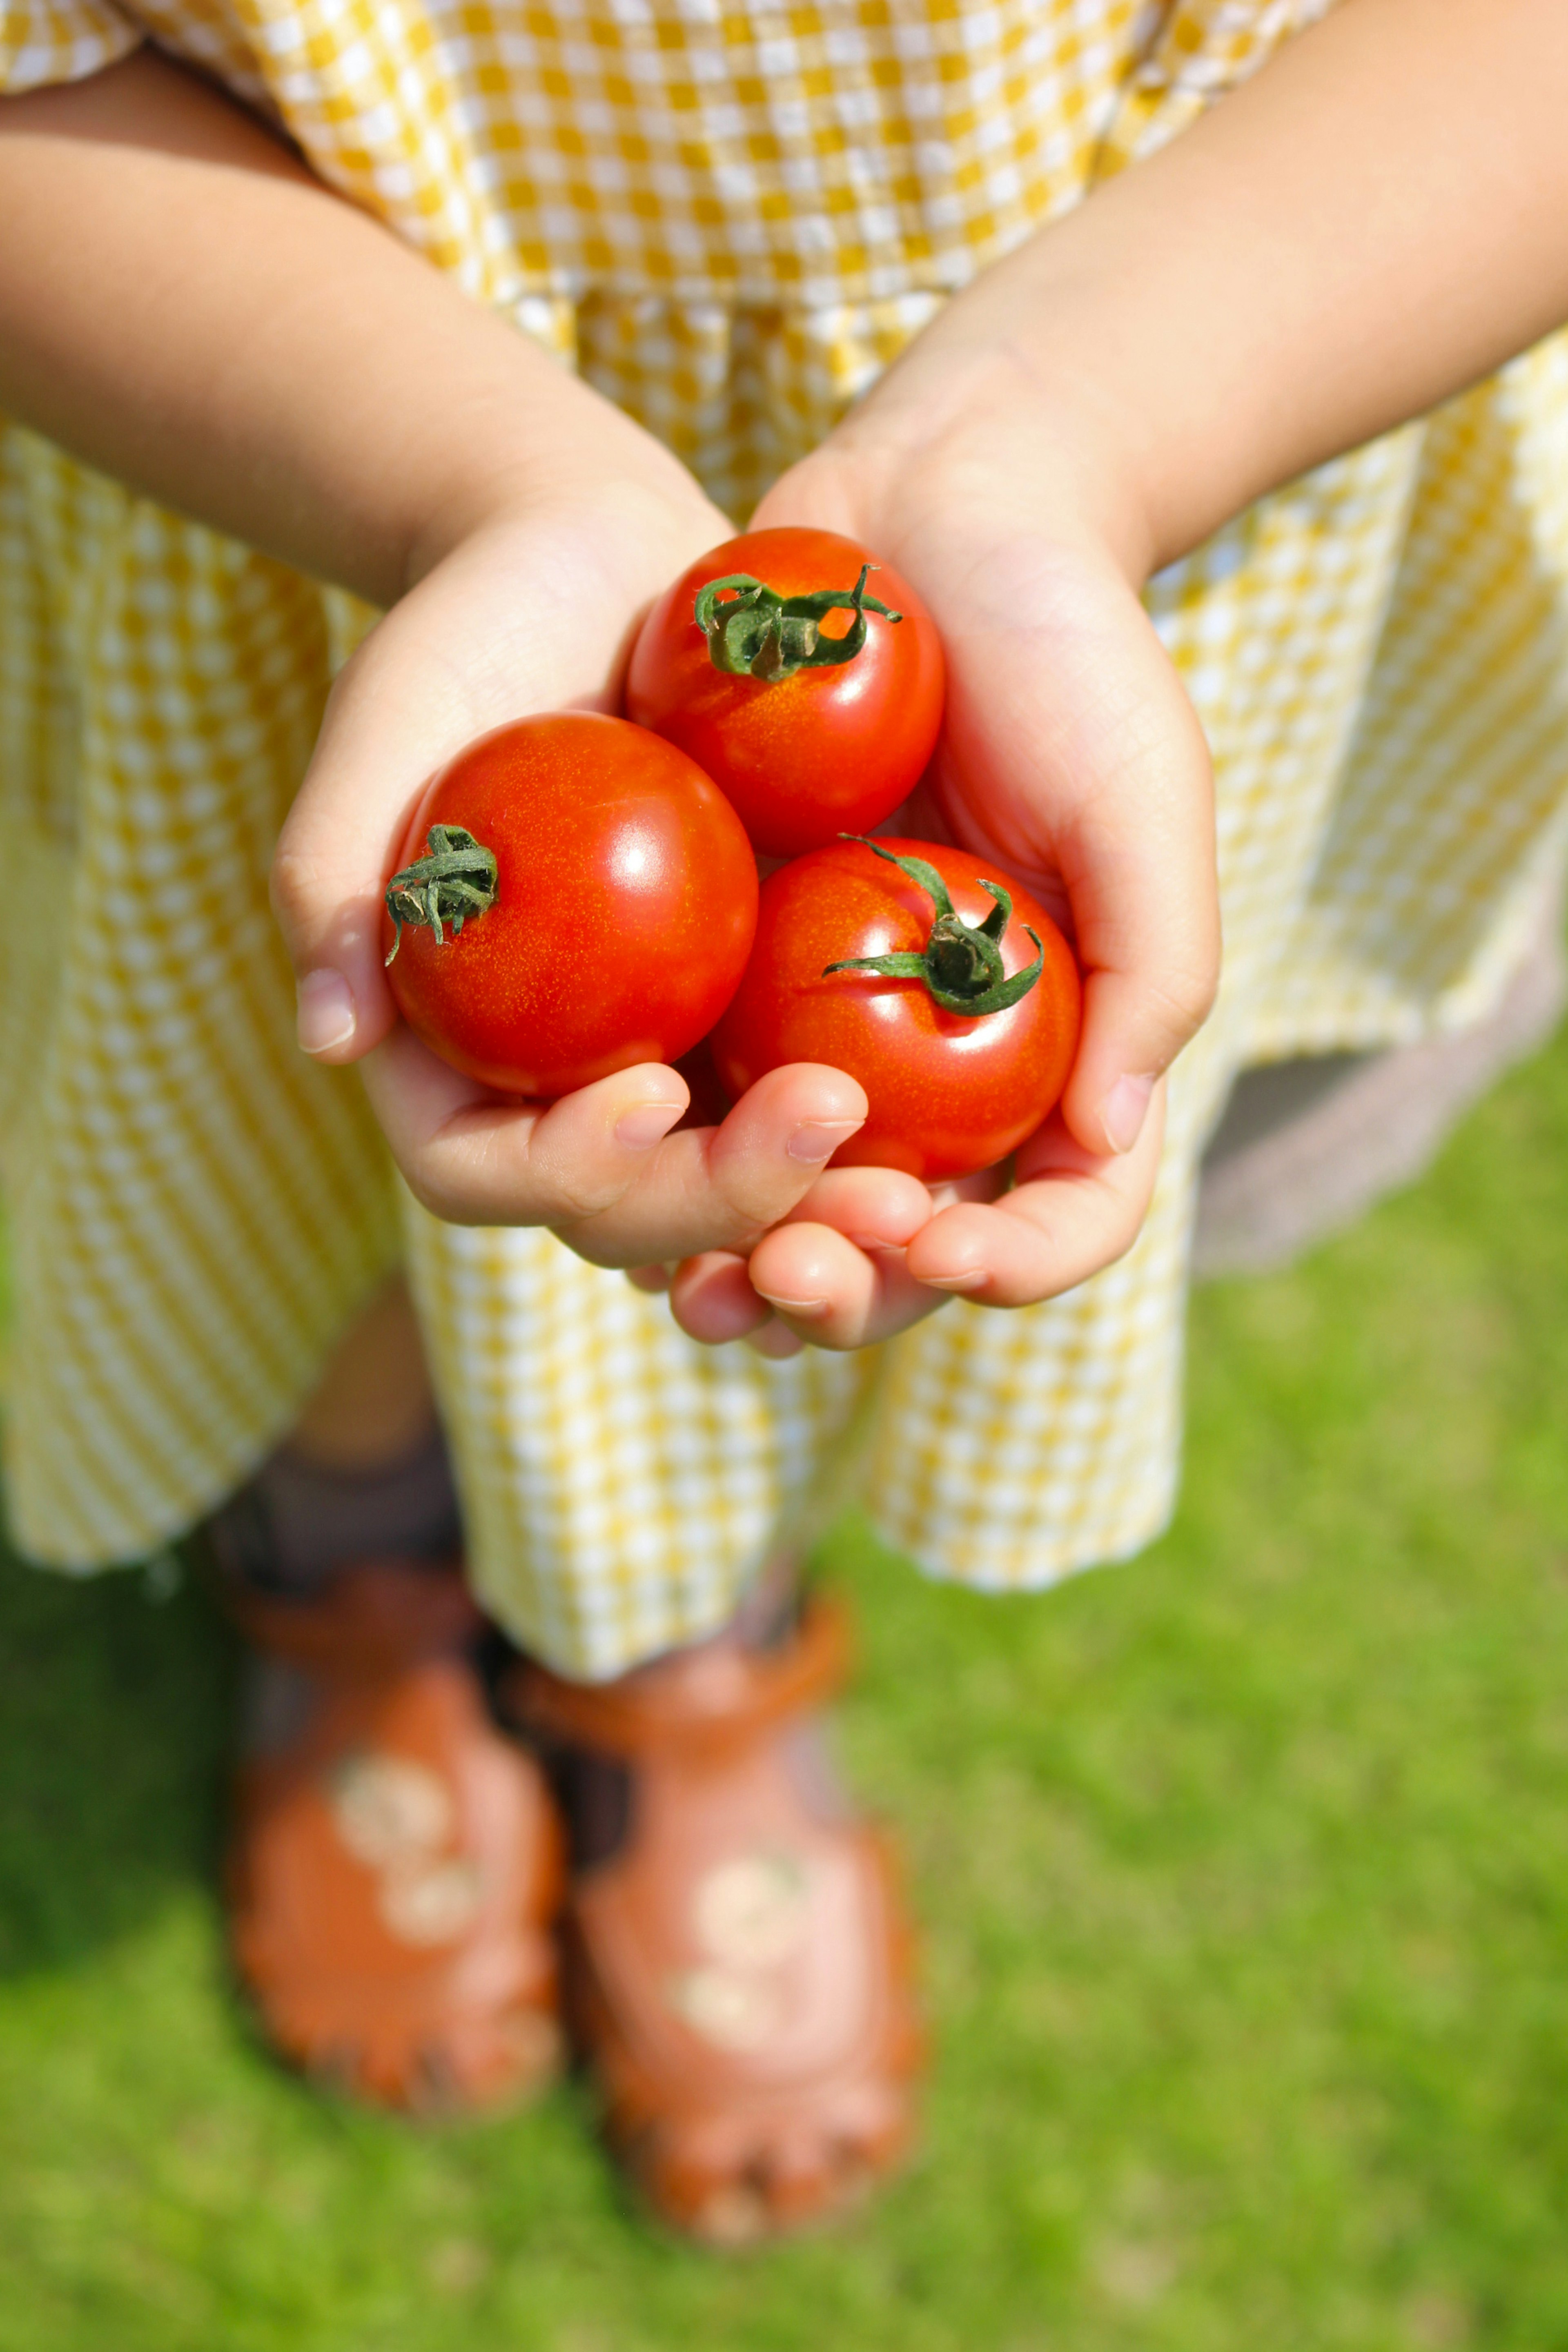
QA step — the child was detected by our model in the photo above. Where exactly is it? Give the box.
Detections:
[3,0,1567,2243]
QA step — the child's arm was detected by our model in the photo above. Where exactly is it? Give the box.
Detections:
[675,0,1568,1350]
[849,0,1568,584]
[0,50,875,1268]
[0,47,647,607]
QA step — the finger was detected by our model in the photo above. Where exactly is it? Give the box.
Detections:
[903,1087,1166,1305]
[668,1251,774,1343]
[271,508,690,1067]
[901,533,1220,1161]
[624,1263,673,1294]
[776,1164,935,1249]
[372,1046,870,1258]
[359,1028,690,1225]
[272,618,463,1068]
[271,571,540,1065]
[746,1222,951,1350]
[546,1063,870,1265]
[667,1169,933,1349]
[744,1320,806,1360]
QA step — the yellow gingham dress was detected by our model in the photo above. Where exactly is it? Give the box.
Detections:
[5,0,1568,1676]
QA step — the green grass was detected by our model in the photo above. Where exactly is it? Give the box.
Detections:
[7,1029,1568,2352]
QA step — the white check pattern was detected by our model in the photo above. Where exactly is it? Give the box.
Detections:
[4,0,1568,1676]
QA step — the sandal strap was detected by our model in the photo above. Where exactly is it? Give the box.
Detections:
[511,1592,852,1757]
[222,1558,483,1675]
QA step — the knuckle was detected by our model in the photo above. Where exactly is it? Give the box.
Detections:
[396,1131,510,1229]
[540,1168,626,1223]
[267,844,319,940]
[1148,956,1219,1045]
[1089,1175,1155,1276]
[716,1196,784,1251]
[1099,1207,1146,1273]
[547,1218,598,1259]
[495,1123,624,1225]
[400,1162,474,1226]
[708,1151,794,1234]
[557,1232,639,1270]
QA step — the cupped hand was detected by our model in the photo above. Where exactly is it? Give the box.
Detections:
[662,365,1218,1353]
[271,471,875,1261]
[660,1086,1165,1356]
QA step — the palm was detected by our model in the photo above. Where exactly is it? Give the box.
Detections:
[667,447,1216,1352]
[276,484,884,1270]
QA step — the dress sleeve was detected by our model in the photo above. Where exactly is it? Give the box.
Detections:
[1,1,143,94]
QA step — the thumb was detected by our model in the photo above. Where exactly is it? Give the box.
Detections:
[1054,653,1219,1157]
[271,606,477,1065]
[925,537,1220,1160]
[270,512,642,1065]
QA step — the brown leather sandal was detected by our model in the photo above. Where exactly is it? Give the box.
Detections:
[226,1559,565,2115]
[511,1595,922,2242]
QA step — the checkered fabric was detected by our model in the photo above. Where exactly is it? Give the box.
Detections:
[4,0,1568,1676]
[0,0,138,91]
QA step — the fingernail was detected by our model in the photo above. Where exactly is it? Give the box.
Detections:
[296,969,356,1055]
[921,1268,989,1292]
[615,1101,685,1149]
[751,1289,829,1316]
[787,1120,863,1164]
[1102,1073,1156,1154]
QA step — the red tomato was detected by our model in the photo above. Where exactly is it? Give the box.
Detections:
[710,837,1081,1181]
[383,712,758,1098]
[625,527,944,858]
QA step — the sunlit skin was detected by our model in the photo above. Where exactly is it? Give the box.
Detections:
[8,5,1568,1349]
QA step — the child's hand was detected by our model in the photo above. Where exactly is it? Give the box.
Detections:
[659,385,1217,1352]
[271,486,875,1267]
[0,48,880,1272]
[658,1092,1166,1355]
[659,0,1568,1357]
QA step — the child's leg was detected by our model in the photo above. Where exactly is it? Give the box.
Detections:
[212,1280,459,1598]
[510,1572,921,2244]
[211,1282,564,2114]
[218,1271,918,2234]
[379,1190,931,2235]
[209,1282,459,1597]
[286,1277,437,1470]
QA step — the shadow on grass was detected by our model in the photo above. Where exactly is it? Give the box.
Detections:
[7,1025,1568,2349]
[0,1541,233,1978]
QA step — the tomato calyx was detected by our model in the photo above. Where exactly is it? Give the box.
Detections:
[384,823,499,964]
[823,838,1047,1017]
[695,563,902,683]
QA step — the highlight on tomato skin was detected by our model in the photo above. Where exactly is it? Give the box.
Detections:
[381,710,760,1100]
[710,836,1082,1183]
[624,526,945,860]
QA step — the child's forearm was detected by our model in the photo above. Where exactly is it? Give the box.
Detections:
[858,0,1568,579]
[0,49,698,604]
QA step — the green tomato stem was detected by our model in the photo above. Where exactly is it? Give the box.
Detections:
[384,824,498,963]
[695,563,902,682]
[824,837,1045,1018]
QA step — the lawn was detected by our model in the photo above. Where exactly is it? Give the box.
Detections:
[4,1024,1568,2352]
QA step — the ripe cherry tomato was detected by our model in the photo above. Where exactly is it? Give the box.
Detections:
[383,712,758,1098]
[710,837,1081,1181]
[625,527,944,859]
